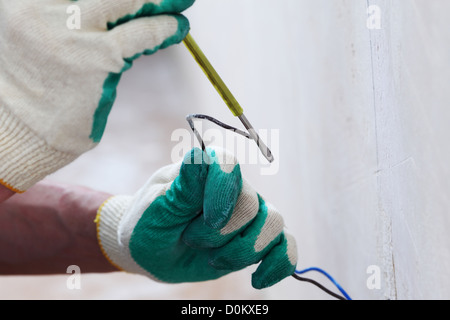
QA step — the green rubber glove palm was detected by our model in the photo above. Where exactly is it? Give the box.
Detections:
[96,148,297,289]
[0,0,194,193]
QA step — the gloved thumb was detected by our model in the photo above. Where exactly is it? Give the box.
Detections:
[202,148,243,229]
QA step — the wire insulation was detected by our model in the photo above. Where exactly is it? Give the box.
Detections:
[292,274,346,300]
[294,268,352,300]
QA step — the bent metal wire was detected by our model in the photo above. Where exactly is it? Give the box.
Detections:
[186,113,274,163]
[186,113,275,166]
[186,114,250,152]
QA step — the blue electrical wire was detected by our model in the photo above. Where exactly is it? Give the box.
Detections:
[294,267,352,300]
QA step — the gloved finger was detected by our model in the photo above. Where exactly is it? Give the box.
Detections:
[106,14,189,60]
[94,0,195,29]
[252,232,298,289]
[203,148,243,229]
[208,198,285,271]
[182,180,259,249]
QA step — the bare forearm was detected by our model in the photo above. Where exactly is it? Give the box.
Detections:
[0,181,117,274]
[0,184,15,203]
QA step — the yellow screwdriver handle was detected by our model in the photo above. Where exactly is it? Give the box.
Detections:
[183,33,244,117]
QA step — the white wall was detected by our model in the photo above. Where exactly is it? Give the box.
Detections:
[1,0,449,300]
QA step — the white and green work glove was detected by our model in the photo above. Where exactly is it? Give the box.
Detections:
[96,148,298,289]
[0,0,194,193]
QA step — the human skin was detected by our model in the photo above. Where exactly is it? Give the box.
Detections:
[0,184,14,203]
[0,181,117,274]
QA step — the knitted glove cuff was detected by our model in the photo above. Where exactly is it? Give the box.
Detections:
[0,105,78,193]
[95,195,135,272]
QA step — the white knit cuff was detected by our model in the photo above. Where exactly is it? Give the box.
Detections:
[95,195,133,271]
[0,105,78,192]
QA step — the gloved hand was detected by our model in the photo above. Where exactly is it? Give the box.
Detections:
[0,0,194,193]
[95,148,297,289]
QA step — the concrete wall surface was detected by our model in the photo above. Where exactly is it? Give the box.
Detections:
[1,0,449,300]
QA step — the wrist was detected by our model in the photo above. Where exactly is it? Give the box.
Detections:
[57,182,119,273]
